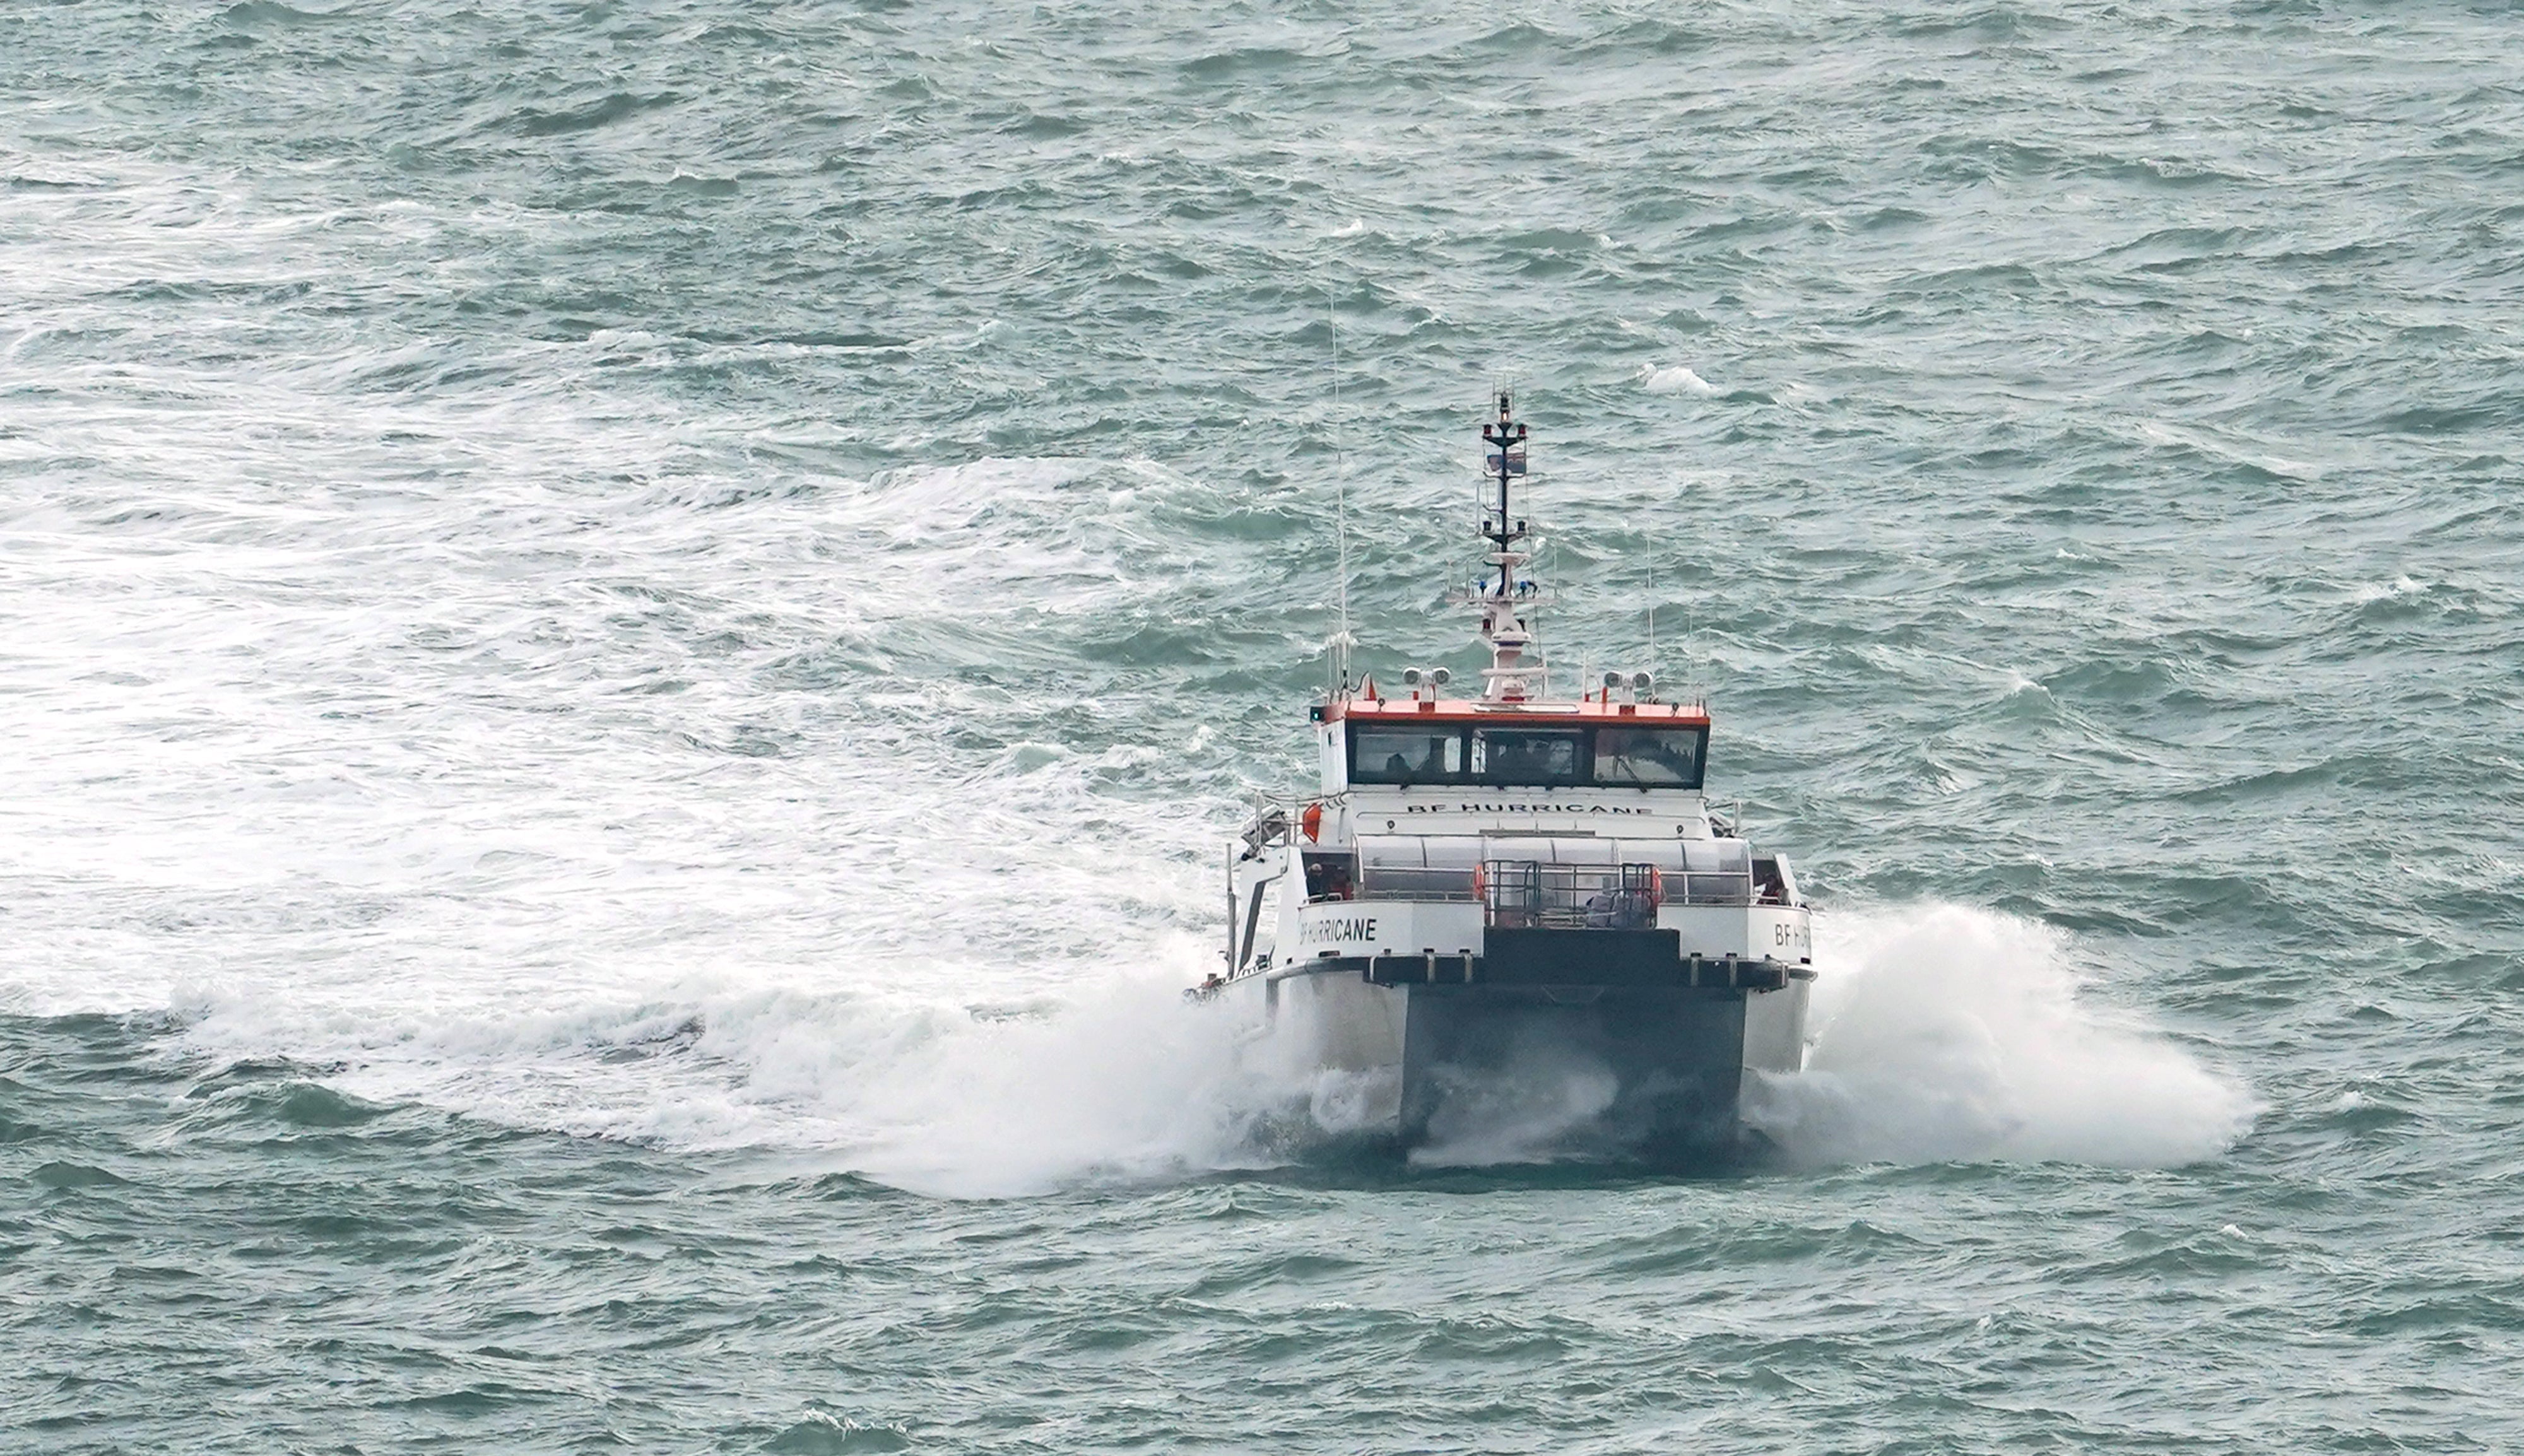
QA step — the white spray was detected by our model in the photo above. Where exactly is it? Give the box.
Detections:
[1744,903,2257,1168]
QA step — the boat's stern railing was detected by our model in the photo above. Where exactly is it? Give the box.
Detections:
[1477,859,1749,929]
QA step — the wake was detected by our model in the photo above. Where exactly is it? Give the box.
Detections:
[160,904,2253,1197]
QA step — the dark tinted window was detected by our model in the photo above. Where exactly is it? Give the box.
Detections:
[1470,728,1583,787]
[1350,727,1463,785]
[1591,726,1706,788]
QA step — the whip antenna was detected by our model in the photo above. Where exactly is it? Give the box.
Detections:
[1331,291,1352,695]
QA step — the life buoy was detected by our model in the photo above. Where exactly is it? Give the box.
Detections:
[1646,866,1665,908]
[1470,862,1488,901]
[1299,803,1323,842]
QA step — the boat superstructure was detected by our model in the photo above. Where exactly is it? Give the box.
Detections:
[1207,390,1813,1161]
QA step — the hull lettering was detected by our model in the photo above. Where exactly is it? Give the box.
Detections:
[1301,917,1379,944]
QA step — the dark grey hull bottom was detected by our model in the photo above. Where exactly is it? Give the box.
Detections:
[1400,984,1764,1160]
[1259,953,1810,1165]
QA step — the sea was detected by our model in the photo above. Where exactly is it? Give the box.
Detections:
[4,1,2520,1450]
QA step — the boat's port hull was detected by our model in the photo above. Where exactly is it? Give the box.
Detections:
[1254,952,1808,1162]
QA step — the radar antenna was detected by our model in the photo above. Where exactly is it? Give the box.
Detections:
[1475,389,1545,700]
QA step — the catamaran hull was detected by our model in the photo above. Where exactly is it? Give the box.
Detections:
[1251,960,1808,1162]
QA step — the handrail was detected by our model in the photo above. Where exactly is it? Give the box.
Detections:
[1351,860,1757,909]
[1482,857,1749,927]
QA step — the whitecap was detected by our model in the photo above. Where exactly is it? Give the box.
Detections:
[1640,364,1717,396]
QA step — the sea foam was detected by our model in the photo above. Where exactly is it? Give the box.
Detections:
[1745,903,2257,1168]
[164,901,2253,1193]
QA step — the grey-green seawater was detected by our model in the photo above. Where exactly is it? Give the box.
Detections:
[4,1,2520,1450]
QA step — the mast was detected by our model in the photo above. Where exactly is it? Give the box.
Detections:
[1476,389,1544,700]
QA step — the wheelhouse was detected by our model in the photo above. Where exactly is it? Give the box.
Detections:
[1338,703,1711,791]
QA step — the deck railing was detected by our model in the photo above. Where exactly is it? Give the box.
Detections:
[1356,859,1754,915]
[1484,859,1752,929]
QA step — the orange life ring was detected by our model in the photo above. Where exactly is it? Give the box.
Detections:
[1470,862,1488,900]
[1299,803,1323,842]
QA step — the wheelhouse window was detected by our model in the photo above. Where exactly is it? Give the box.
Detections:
[1350,727,1463,785]
[1591,725,1706,789]
[1470,727,1583,787]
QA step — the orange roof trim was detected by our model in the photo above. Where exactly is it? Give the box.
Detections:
[1327,698,1713,728]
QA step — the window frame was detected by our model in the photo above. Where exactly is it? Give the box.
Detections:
[1468,725,1586,789]
[1588,723,1709,790]
[1345,725,1469,786]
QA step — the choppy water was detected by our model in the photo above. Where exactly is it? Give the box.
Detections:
[6,1,2522,1449]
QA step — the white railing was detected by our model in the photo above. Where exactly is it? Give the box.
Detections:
[1480,859,1750,929]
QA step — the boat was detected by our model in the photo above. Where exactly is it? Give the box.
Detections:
[1200,389,1814,1162]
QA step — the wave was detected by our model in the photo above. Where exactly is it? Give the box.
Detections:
[1639,363,1718,396]
[163,944,1303,1199]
